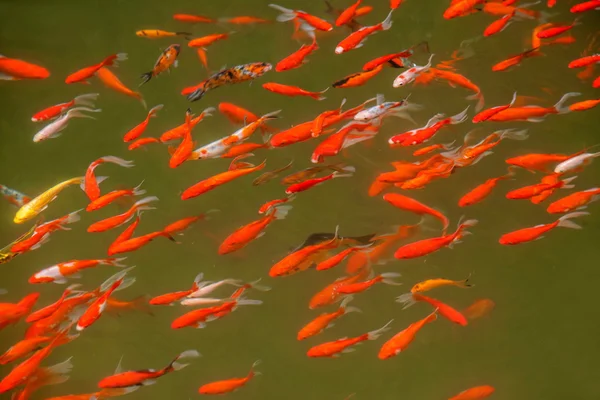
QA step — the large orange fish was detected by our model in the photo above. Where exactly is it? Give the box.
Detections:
[66,53,127,84]
[96,67,145,107]
[0,55,50,80]
[378,310,437,358]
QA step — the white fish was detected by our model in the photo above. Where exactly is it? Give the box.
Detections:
[555,152,600,174]
[393,54,434,88]
[33,107,101,142]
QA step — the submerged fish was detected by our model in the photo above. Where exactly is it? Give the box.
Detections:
[187,62,272,101]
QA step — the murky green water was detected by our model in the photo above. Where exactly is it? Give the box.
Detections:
[1,0,600,399]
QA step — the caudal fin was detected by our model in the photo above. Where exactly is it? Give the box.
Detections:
[557,211,589,229]
[367,319,393,340]
[554,92,581,114]
[140,72,153,86]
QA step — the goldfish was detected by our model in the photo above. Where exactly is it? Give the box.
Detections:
[388,107,469,147]
[570,0,600,12]
[285,166,355,194]
[312,98,347,137]
[187,62,272,101]
[76,274,133,331]
[315,244,373,271]
[354,93,417,121]
[463,298,495,319]
[29,258,127,284]
[0,292,39,329]
[26,285,82,322]
[107,222,175,256]
[87,182,146,212]
[458,167,517,206]
[276,37,319,72]
[169,109,196,169]
[136,29,191,39]
[219,205,292,254]
[393,54,434,87]
[311,121,379,163]
[569,98,600,111]
[140,44,180,85]
[415,68,484,111]
[0,184,31,208]
[33,107,101,142]
[363,42,429,71]
[165,213,214,235]
[188,33,233,48]
[219,16,271,24]
[335,10,393,54]
[262,82,328,100]
[98,350,200,388]
[413,142,455,156]
[150,273,205,306]
[198,360,261,394]
[32,94,99,122]
[83,156,134,201]
[492,48,541,72]
[555,151,600,173]
[484,11,516,37]
[0,225,38,264]
[487,92,580,121]
[473,92,517,122]
[0,336,55,365]
[297,296,360,341]
[337,272,402,295]
[128,137,160,150]
[182,159,266,200]
[309,269,369,309]
[547,188,600,213]
[569,54,600,68]
[406,293,468,325]
[499,212,589,245]
[253,160,294,186]
[88,197,158,233]
[0,55,50,80]
[308,320,392,357]
[269,4,333,31]
[444,0,484,19]
[65,53,127,84]
[14,176,83,223]
[336,0,363,26]
[96,67,145,107]
[160,107,214,142]
[173,14,215,23]
[394,219,478,259]
[218,103,277,134]
[123,105,164,142]
[293,231,375,253]
[282,163,348,184]
[506,176,576,200]
[332,64,384,88]
[536,20,580,38]
[378,311,437,358]
[405,276,472,295]
[449,385,495,400]
[505,151,582,172]
[11,357,73,400]
[383,193,449,230]
[46,388,138,400]
[172,297,261,329]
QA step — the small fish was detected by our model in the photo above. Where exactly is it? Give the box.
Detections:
[187,62,272,101]
[263,82,328,100]
[150,273,204,305]
[218,103,275,134]
[449,385,495,400]
[506,176,576,200]
[173,14,215,23]
[188,32,233,48]
[378,311,436,358]
[0,55,50,80]
[164,213,214,235]
[554,152,600,173]
[65,53,127,84]
[458,167,517,206]
[393,54,434,87]
[488,92,580,121]
[128,137,160,150]
[140,44,180,85]
[492,48,541,72]
[297,296,360,340]
[14,177,84,223]
[258,195,295,214]
[30,258,126,284]
[335,11,393,54]
[276,37,319,72]
[332,64,384,88]
[123,105,164,142]
[32,93,99,122]
[282,163,348,184]
[362,42,429,71]
[0,184,31,208]
[83,156,135,201]
[307,320,392,357]
[107,224,175,256]
[336,0,364,26]
[354,93,415,121]
[76,277,128,331]
[160,107,213,142]
[253,159,294,185]
[473,92,517,122]
[484,11,516,37]
[96,67,145,107]
[499,212,589,245]
[293,231,375,253]
[336,272,402,294]
[315,243,373,271]
[219,16,271,24]
[536,19,580,38]
[86,182,146,212]
[383,193,449,231]
[285,166,355,194]
[88,197,158,233]
[198,360,261,394]
[269,4,333,31]
[33,107,101,142]
[547,188,600,214]
[136,29,191,39]
[463,298,495,319]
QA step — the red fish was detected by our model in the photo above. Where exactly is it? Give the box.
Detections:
[198,361,261,394]
[473,92,517,122]
[297,296,360,340]
[499,212,588,244]
[383,193,449,231]
[307,320,392,357]
[86,182,145,211]
[0,55,50,80]
[128,137,161,150]
[65,53,127,84]
[411,293,467,325]
[536,19,580,38]
[336,0,363,26]
[0,293,40,329]
[459,168,516,206]
[123,105,164,142]
[10,211,81,254]
[276,37,319,72]
[150,273,204,305]
[492,48,541,72]
[84,156,135,201]
[449,385,495,400]
[32,93,99,122]
[263,82,328,100]
[30,258,126,284]
[88,197,158,233]
[76,278,125,331]
[335,11,393,54]
[547,188,600,213]
[378,311,437,358]
[269,4,333,31]
[285,167,355,194]
[337,272,402,294]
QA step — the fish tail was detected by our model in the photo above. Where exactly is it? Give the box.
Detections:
[139,72,153,86]
[367,319,393,340]
[396,293,417,309]
[458,274,473,288]
[186,87,206,102]
[313,87,329,101]
[102,257,128,267]
[381,10,394,30]
[466,92,485,112]
[148,104,164,117]
[557,211,589,229]
[269,4,296,21]
[450,106,470,124]
[554,92,581,114]
[73,93,100,107]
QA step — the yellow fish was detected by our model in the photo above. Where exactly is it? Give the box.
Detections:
[136,30,191,39]
[14,177,84,224]
[410,275,472,293]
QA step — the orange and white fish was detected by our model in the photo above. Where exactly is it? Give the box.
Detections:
[499,212,588,245]
[0,184,31,208]
[140,44,180,85]
[29,258,126,284]
[33,107,101,142]
[307,320,392,357]
[393,54,434,87]
[10,210,81,254]
[198,361,261,394]
[32,94,99,122]
[378,311,437,358]
[297,296,360,340]
[98,350,200,388]
[65,53,127,84]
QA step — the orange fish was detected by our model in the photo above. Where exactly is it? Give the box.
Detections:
[181,158,266,200]
[506,175,575,200]
[484,11,516,37]
[76,278,125,331]
[487,92,579,121]
[0,293,39,329]
[537,19,580,38]
[335,11,393,54]
[492,48,541,72]
[160,107,213,142]
[173,14,215,23]
[10,211,81,254]
[169,110,196,169]
[30,257,126,284]
[140,44,180,85]
[262,82,328,100]
[66,53,127,84]
[150,273,204,306]
[0,55,50,80]
[463,298,495,319]
[188,33,233,48]
[269,4,333,31]
[337,272,402,295]
[128,137,160,150]
[378,311,437,358]
[307,320,392,357]
[123,105,163,142]
[276,37,319,72]
[499,212,588,245]
[473,92,517,122]
[332,64,384,88]
[84,156,135,201]
[96,67,145,107]
[86,183,145,212]
[164,214,212,235]
[409,293,468,325]
[26,285,80,323]
[297,296,360,340]
[172,297,261,329]
[219,16,271,24]
[449,385,495,400]
[547,188,600,213]
[569,98,600,111]
[107,223,175,256]
[383,193,449,231]
[88,197,157,233]
[458,167,517,207]
[198,361,261,394]
[336,0,363,26]
[316,244,372,271]
[309,268,370,309]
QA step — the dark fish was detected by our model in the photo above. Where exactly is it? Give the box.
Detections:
[291,232,377,253]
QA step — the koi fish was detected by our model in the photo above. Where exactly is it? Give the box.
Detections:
[140,44,180,85]
[83,156,134,201]
[33,107,102,142]
[393,54,434,87]
[65,53,127,84]
[86,182,146,212]
[449,385,495,400]
[29,258,127,284]
[499,212,589,245]
[173,14,215,23]
[187,62,272,101]
[0,184,31,208]
[459,167,517,206]
[394,219,478,259]
[333,64,384,88]
[487,92,580,121]
[14,178,83,224]
[198,361,261,394]
[307,320,392,357]
[276,37,319,72]
[354,93,416,121]
[182,158,266,200]
[123,105,164,142]
[285,166,355,194]
[0,55,50,80]
[98,350,200,388]
[335,10,393,54]
[269,4,333,31]
[136,30,191,39]
[378,311,437,358]
[263,82,328,100]
[298,296,360,340]
[32,94,99,122]
[554,151,600,173]
[383,193,449,230]
[96,67,146,107]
